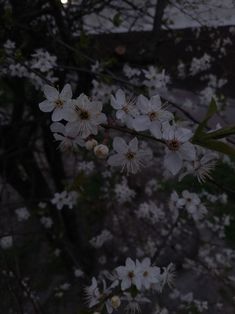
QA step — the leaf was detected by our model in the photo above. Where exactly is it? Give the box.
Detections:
[113,12,122,27]
[195,139,235,156]
[193,98,217,140]
[201,125,235,140]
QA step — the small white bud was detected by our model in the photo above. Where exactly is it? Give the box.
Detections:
[94,144,109,159]
[111,295,121,309]
[85,139,98,150]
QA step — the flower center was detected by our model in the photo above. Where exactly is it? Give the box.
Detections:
[80,110,89,120]
[128,271,135,279]
[75,106,90,120]
[123,105,129,113]
[167,139,180,151]
[126,152,135,160]
[149,111,158,121]
[143,271,149,277]
[55,99,64,108]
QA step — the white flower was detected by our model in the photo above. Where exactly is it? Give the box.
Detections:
[116,258,142,291]
[50,122,84,151]
[60,282,71,291]
[136,258,161,289]
[40,216,53,229]
[39,84,74,121]
[15,207,30,221]
[77,161,95,175]
[51,191,68,210]
[123,64,141,78]
[85,278,118,310]
[0,236,13,249]
[133,94,173,138]
[114,177,136,204]
[177,190,207,221]
[136,202,165,223]
[51,190,78,210]
[38,202,46,209]
[94,144,109,159]
[122,292,150,314]
[4,40,15,52]
[180,148,217,183]
[143,67,169,92]
[31,49,57,73]
[110,89,137,126]
[108,137,151,175]
[66,94,107,138]
[74,269,84,278]
[89,230,113,249]
[163,126,196,175]
[159,263,176,290]
[66,191,78,209]
[178,190,201,213]
[84,277,100,308]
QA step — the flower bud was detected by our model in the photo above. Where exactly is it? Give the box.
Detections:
[111,295,121,309]
[94,144,109,159]
[85,139,98,150]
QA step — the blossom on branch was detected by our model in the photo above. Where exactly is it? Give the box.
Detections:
[108,137,152,175]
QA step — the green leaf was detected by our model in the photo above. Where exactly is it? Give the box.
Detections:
[201,125,235,140]
[113,12,122,27]
[196,139,235,156]
[193,98,217,140]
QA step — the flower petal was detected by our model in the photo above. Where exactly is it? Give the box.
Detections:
[179,142,196,161]
[150,94,161,110]
[43,85,59,101]
[113,137,128,153]
[52,108,65,121]
[50,122,65,133]
[164,151,183,175]
[116,89,125,105]
[111,95,121,109]
[175,128,193,143]
[129,137,138,152]
[39,100,54,112]
[149,121,162,138]
[137,95,150,113]
[60,84,72,100]
[133,115,150,131]
[62,106,77,122]
[107,154,124,167]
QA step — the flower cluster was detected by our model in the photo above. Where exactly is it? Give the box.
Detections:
[169,190,207,222]
[51,190,78,210]
[85,257,175,313]
[38,85,204,178]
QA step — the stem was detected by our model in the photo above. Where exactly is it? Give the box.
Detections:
[101,124,166,144]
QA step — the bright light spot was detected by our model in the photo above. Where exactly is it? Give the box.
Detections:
[61,0,68,4]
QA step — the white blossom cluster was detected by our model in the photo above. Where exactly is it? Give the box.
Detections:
[114,177,136,204]
[51,190,78,210]
[169,190,207,222]
[2,41,58,89]
[136,201,165,223]
[38,84,213,179]
[89,230,113,249]
[85,257,175,314]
